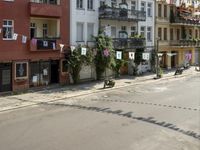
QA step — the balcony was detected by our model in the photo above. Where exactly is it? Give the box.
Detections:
[29,1,61,18]
[30,38,61,51]
[170,17,200,26]
[99,7,146,22]
[169,40,200,47]
[112,38,146,49]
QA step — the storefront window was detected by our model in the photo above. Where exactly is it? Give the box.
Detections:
[30,61,50,87]
[15,62,28,80]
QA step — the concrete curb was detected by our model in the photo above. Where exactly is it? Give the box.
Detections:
[0,72,199,113]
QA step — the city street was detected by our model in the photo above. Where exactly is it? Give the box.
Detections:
[0,75,199,150]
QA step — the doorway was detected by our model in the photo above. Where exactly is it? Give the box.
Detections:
[0,63,12,92]
[50,60,59,84]
[171,51,177,68]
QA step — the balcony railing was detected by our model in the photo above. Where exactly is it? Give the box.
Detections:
[29,1,61,17]
[30,38,60,51]
[169,40,200,47]
[99,7,146,21]
[170,17,200,26]
[30,0,60,5]
[112,38,146,49]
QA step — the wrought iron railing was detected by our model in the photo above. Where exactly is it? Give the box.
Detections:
[30,0,59,5]
[99,7,146,21]
[170,17,200,26]
[35,38,57,50]
[169,40,200,47]
[112,38,146,49]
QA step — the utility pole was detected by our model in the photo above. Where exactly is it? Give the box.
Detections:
[156,38,160,78]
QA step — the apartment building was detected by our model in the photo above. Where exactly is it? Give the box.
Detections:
[99,0,154,74]
[0,0,70,93]
[70,0,99,80]
[156,0,200,69]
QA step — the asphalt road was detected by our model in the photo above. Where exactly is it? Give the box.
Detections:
[0,76,199,150]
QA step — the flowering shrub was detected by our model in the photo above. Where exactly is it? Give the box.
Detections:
[65,46,93,84]
[94,31,116,80]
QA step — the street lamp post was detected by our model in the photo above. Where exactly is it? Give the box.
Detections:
[156,37,160,79]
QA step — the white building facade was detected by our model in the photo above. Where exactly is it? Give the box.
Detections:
[70,0,99,46]
[70,0,99,80]
[138,0,155,72]
[70,0,155,79]
[99,0,155,74]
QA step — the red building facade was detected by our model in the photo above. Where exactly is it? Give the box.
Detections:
[0,0,70,93]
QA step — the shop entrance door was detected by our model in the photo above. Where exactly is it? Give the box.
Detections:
[50,60,59,84]
[0,63,12,92]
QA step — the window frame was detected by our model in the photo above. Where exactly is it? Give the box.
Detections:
[15,62,29,80]
[147,3,152,17]
[164,5,168,18]
[164,28,167,41]
[147,27,152,41]
[76,22,84,42]
[158,27,162,40]
[140,26,145,38]
[77,0,84,9]
[158,4,162,17]
[87,0,94,10]
[141,1,146,12]
[2,19,14,40]
[131,26,136,37]
[87,23,94,41]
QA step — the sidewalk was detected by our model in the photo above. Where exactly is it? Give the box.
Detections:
[0,66,199,112]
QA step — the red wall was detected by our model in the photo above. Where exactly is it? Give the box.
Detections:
[0,0,69,61]
[0,0,70,91]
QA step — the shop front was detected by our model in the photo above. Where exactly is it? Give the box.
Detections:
[29,60,59,87]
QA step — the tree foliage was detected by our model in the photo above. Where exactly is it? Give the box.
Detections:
[65,46,93,84]
[94,31,116,80]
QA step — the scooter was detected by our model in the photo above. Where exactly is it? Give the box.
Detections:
[104,77,115,88]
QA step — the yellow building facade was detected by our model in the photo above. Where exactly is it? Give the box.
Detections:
[156,0,200,69]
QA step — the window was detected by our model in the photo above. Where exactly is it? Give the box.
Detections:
[195,29,198,38]
[111,0,117,8]
[3,20,14,39]
[177,29,180,40]
[158,27,162,40]
[147,3,152,17]
[170,28,173,40]
[140,26,145,38]
[77,0,83,9]
[189,29,192,37]
[111,26,116,38]
[87,0,93,10]
[199,29,200,38]
[141,2,146,12]
[43,23,48,37]
[30,23,37,39]
[164,5,167,18]
[131,26,136,36]
[158,4,162,17]
[131,1,136,11]
[121,26,127,31]
[100,1,105,7]
[147,27,152,41]
[131,1,136,15]
[61,60,68,73]
[15,62,28,80]
[77,22,84,41]
[164,28,167,40]
[87,23,94,41]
